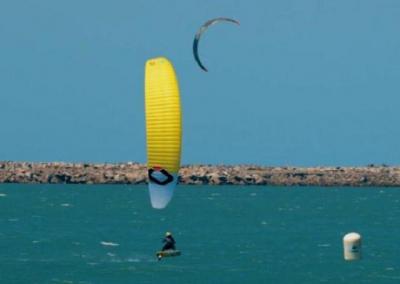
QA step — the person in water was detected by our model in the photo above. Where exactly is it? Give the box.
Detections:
[162,232,176,251]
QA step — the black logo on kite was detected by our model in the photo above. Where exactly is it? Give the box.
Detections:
[148,168,174,185]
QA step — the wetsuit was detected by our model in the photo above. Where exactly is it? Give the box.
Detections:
[162,235,176,251]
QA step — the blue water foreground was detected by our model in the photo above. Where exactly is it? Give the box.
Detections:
[1,184,400,283]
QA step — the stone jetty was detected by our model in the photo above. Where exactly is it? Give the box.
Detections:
[1,161,400,186]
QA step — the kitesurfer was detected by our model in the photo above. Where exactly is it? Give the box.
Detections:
[161,232,176,251]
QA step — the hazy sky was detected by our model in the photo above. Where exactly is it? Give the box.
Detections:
[1,0,399,166]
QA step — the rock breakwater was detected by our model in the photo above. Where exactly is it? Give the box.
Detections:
[1,162,400,186]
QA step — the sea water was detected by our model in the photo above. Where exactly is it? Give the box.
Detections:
[1,184,400,283]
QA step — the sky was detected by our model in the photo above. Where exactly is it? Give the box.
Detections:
[0,0,399,166]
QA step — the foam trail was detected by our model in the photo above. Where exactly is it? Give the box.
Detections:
[100,241,119,247]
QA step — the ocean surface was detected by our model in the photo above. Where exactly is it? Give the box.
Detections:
[1,184,400,284]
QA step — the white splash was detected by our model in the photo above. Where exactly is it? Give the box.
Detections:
[100,241,120,247]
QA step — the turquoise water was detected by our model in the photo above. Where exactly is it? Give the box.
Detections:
[1,184,400,283]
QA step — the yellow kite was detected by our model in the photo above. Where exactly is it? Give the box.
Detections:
[144,57,182,209]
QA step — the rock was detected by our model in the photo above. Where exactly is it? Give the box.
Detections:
[1,161,400,186]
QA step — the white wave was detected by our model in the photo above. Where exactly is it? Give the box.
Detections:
[100,241,120,247]
[0,193,7,197]
[110,257,143,263]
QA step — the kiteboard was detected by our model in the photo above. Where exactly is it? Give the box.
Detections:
[156,250,181,260]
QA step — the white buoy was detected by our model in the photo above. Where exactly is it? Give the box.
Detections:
[343,232,362,261]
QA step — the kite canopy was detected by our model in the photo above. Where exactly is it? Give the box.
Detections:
[144,57,182,209]
[193,17,240,72]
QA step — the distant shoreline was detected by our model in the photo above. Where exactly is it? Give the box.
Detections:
[1,161,400,186]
